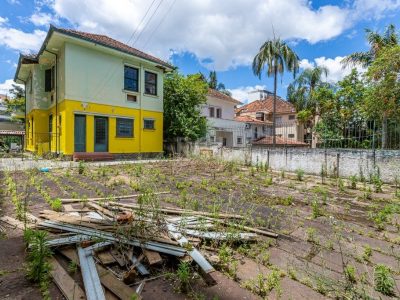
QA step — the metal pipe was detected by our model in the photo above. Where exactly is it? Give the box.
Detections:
[44,49,59,156]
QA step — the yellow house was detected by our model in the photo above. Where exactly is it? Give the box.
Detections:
[15,25,174,159]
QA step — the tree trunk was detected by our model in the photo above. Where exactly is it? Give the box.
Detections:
[381,114,388,149]
[273,66,277,147]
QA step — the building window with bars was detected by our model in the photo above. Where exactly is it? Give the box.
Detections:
[116,118,134,137]
[145,71,157,95]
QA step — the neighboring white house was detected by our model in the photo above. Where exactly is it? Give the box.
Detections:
[201,89,246,147]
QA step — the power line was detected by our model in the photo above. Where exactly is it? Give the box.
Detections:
[125,0,158,45]
[141,0,177,50]
[131,0,165,46]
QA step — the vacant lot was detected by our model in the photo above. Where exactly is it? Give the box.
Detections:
[1,157,399,299]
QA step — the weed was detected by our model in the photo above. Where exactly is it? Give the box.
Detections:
[78,161,85,175]
[264,176,273,187]
[311,198,322,219]
[306,227,318,244]
[344,264,357,284]
[25,230,52,300]
[296,168,304,181]
[68,261,78,274]
[374,264,395,296]
[349,175,357,189]
[338,178,345,192]
[50,198,62,212]
[280,195,293,206]
[176,261,191,294]
[362,245,372,262]
[280,170,285,179]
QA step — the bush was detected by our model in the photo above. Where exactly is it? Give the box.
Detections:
[296,169,304,181]
[374,264,395,296]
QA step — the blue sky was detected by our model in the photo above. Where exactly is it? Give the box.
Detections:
[1,0,400,102]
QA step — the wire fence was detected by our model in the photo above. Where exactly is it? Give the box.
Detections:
[201,119,400,150]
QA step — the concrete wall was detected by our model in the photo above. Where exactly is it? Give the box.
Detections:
[194,145,400,182]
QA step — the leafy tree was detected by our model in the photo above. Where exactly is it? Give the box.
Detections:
[342,24,399,68]
[163,72,208,141]
[4,84,25,122]
[253,37,299,146]
[201,70,232,96]
[287,66,329,139]
[364,45,400,148]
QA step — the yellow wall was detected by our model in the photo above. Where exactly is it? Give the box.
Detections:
[26,99,163,155]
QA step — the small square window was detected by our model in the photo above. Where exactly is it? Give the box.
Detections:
[117,118,133,137]
[289,115,296,120]
[237,137,243,144]
[144,119,155,130]
[127,94,137,102]
[288,133,295,138]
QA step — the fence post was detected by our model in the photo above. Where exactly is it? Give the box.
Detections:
[336,152,340,178]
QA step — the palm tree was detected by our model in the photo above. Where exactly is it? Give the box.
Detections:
[253,37,299,146]
[287,66,329,112]
[342,24,398,68]
[342,24,399,148]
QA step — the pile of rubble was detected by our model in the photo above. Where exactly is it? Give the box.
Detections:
[2,194,278,300]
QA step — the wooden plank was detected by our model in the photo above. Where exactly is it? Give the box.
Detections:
[0,216,26,230]
[110,249,126,267]
[97,251,116,265]
[49,257,86,300]
[63,204,75,212]
[86,202,115,218]
[59,248,140,300]
[61,192,170,203]
[143,249,162,265]
[96,264,140,300]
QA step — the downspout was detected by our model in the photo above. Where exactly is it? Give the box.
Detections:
[17,77,27,157]
[44,50,59,156]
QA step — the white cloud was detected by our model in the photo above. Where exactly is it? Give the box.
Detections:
[0,26,46,52]
[0,79,21,95]
[49,0,353,70]
[0,16,8,24]
[299,59,315,70]
[29,12,56,26]
[228,85,267,104]
[352,0,400,19]
[299,56,366,83]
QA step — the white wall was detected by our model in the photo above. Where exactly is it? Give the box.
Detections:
[64,42,164,112]
[202,95,236,120]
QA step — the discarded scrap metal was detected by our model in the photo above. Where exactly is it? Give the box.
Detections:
[28,197,278,300]
[78,246,106,300]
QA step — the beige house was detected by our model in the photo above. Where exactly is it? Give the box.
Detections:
[235,93,306,145]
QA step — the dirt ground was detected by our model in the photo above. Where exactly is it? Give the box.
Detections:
[0,157,399,299]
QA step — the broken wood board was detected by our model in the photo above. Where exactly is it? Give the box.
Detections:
[49,257,86,300]
[143,249,162,265]
[108,202,245,220]
[97,250,116,265]
[86,202,115,218]
[110,249,126,267]
[0,216,28,230]
[59,248,140,300]
[61,191,170,203]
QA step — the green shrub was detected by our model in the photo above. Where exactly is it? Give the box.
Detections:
[296,169,304,181]
[344,264,357,283]
[374,264,395,296]
[176,261,191,294]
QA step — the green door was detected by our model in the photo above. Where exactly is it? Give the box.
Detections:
[94,117,108,152]
[74,115,86,152]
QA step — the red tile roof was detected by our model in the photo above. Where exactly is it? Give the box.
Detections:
[207,88,242,105]
[253,136,308,147]
[234,115,272,124]
[54,26,174,69]
[237,96,296,115]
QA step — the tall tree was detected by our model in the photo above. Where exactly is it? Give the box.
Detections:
[202,70,232,96]
[4,84,25,122]
[253,37,299,145]
[364,45,400,148]
[342,24,398,68]
[163,71,208,141]
[342,24,399,148]
[208,71,218,89]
